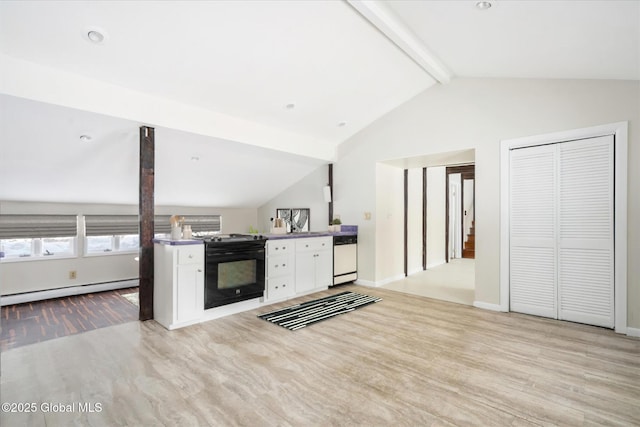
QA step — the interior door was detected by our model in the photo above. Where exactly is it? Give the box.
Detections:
[557,136,614,328]
[509,144,558,318]
[509,136,614,327]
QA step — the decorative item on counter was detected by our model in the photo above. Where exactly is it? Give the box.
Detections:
[170,215,184,240]
[248,225,259,234]
[329,217,342,232]
[270,217,287,234]
[182,224,192,239]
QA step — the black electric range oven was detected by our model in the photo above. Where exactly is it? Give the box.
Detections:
[203,234,266,309]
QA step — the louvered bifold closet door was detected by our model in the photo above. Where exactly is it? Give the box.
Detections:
[509,145,557,318]
[558,136,614,328]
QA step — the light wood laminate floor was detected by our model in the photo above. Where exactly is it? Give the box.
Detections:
[2,285,639,426]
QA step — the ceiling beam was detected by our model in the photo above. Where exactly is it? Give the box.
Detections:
[347,0,452,84]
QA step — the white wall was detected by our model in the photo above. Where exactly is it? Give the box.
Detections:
[333,78,639,327]
[374,163,404,284]
[426,166,446,268]
[257,165,331,233]
[0,201,257,295]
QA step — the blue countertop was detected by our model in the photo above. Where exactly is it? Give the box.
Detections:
[153,238,204,246]
[264,230,357,240]
[265,224,357,240]
[153,225,357,244]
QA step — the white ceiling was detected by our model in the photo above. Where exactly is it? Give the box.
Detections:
[387,0,639,80]
[0,0,637,207]
[0,94,325,207]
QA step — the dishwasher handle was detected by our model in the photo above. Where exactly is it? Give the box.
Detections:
[334,235,357,245]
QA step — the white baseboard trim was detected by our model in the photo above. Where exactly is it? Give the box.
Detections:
[626,327,640,338]
[354,279,377,288]
[473,301,505,312]
[0,279,139,306]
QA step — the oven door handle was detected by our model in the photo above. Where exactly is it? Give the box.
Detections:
[206,249,265,257]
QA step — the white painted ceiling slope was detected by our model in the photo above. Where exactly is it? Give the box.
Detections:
[0,1,638,207]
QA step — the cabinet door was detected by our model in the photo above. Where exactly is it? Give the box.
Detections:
[267,255,292,277]
[176,264,204,323]
[295,252,316,294]
[266,276,294,301]
[314,250,333,289]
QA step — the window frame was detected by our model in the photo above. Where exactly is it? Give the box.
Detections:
[0,236,77,262]
[84,234,139,256]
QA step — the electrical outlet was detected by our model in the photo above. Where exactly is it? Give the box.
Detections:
[69,270,77,280]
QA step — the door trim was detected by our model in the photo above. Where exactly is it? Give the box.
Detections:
[499,122,628,334]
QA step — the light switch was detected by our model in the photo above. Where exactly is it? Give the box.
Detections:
[364,212,371,220]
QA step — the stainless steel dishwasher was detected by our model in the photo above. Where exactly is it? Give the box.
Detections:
[333,235,357,286]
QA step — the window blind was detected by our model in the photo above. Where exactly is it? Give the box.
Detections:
[186,215,222,233]
[154,215,172,234]
[84,215,138,236]
[0,215,78,239]
[154,215,221,234]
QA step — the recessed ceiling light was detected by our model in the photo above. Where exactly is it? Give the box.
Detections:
[79,135,92,142]
[476,1,492,10]
[84,27,107,44]
[337,121,347,127]
[285,103,296,110]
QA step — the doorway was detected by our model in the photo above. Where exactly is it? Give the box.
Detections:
[446,165,475,262]
[378,150,476,306]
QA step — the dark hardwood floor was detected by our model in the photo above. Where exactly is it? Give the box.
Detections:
[0,287,138,351]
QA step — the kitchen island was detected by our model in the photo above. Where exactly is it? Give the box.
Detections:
[152,227,357,330]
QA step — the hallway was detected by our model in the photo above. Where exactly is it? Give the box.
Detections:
[382,258,474,306]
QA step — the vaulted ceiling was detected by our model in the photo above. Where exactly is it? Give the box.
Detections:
[0,1,637,207]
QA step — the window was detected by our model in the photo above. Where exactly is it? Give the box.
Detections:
[42,237,75,256]
[84,215,139,255]
[154,215,222,237]
[0,215,78,260]
[0,238,34,258]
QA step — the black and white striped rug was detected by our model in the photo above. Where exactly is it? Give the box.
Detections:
[258,291,382,331]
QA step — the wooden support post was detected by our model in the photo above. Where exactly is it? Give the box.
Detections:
[139,126,155,321]
[328,163,334,225]
[404,168,408,277]
[422,167,427,271]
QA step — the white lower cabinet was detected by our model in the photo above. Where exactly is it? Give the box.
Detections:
[154,243,204,329]
[294,237,333,295]
[265,236,334,302]
[265,240,295,302]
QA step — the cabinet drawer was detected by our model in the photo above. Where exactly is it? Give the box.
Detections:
[267,255,291,277]
[267,240,292,255]
[295,237,332,252]
[266,277,294,301]
[177,246,204,265]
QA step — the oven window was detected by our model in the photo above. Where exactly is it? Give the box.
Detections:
[218,260,257,289]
